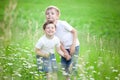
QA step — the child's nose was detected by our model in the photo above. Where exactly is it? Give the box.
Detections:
[49,13,52,16]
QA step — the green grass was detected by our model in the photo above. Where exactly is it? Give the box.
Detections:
[0,0,120,80]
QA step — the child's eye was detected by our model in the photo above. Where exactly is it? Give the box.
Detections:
[46,13,49,15]
[46,12,50,15]
[51,13,55,15]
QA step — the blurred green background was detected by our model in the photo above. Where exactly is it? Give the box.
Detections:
[0,0,120,80]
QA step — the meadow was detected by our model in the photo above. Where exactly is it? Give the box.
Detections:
[0,0,120,80]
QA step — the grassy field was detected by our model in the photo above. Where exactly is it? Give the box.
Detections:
[0,0,120,80]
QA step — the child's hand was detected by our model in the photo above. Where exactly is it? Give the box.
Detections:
[64,53,71,61]
[44,53,50,58]
[70,44,75,55]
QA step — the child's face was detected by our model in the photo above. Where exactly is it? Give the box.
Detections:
[44,24,56,36]
[46,9,59,22]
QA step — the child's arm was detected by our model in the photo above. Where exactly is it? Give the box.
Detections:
[35,48,49,58]
[70,28,77,55]
[60,42,68,55]
[56,45,71,60]
[56,46,64,57]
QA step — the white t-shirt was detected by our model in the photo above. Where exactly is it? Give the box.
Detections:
[35,35,60,54]
[55,20,79,49]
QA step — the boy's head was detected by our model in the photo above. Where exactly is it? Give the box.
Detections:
[45,6,60,23]
[43,22,56,36]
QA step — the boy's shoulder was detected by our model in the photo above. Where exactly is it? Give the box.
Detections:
[38,35,46,41]
[57,20,68,25]
[58,20,66,23]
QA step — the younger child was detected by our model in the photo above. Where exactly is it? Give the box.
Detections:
[35,22,70,80]
[45,6,80,80]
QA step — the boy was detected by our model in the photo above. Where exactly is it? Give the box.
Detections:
[45,6,80,80]
[35,22,70,80]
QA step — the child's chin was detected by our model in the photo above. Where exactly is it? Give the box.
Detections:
[49,34,54,36]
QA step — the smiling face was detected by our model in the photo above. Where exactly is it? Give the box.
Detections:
[44,23,56,37]
[45,8,59,23]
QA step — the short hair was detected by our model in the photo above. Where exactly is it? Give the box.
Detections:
[45,6,60,15]
[43,22,56,30]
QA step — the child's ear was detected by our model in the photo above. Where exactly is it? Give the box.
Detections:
[57,14,60,19]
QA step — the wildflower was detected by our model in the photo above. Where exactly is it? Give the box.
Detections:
[3,76,8,79]
[118,73,120,77]
[62,71,68,76]
[90,77,94,80]
[98,72,101,75]
[79,74,84,77]
[92,70,97,74]
[89,66,94,70]
[7,63,13,66]
[30,72,34,74]
[115,77,119,80]
[97,61,104,67]
[17,73,22,77]
[112,69,118,73]
[105,76,110,80]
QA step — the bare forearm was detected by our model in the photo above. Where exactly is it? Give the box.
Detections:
[70,28,77,55]
[60,42,67,53]
[56,46,65,57]
[57,46,71,60]
[71,28,77,45]
[36,50,44,56]
[57,50,64,57]
[35,48,48,57]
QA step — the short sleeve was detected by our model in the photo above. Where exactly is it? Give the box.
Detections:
[62,21,73,31]
[35,38,43,49]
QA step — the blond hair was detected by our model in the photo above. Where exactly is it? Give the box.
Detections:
[45,5,60,15]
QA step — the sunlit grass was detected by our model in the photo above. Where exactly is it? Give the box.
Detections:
[0,0,120,80]
[0,39,120,80]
